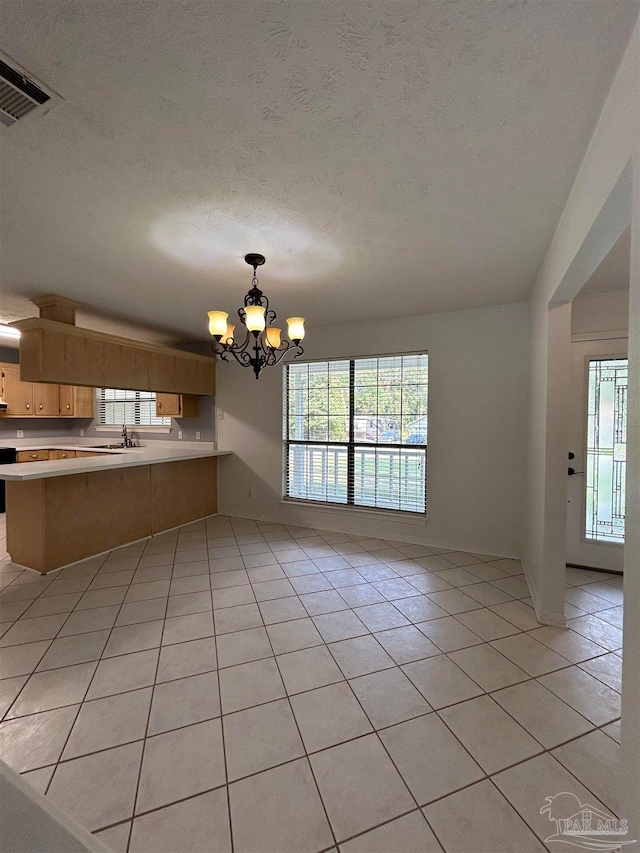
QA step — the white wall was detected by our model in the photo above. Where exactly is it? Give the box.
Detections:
[571,289,629,335]
[217,302,529,558]
[0,760,110,853]
[524,20,637,620]
[524,19,639,844]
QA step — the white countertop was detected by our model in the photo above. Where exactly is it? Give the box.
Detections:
[0,440,231,481]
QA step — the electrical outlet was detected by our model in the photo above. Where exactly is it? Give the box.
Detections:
[178,430,183,440]
[79,429,84,437]
[218,409,224,420]
[195,431,201,440]
[16,429,24,438]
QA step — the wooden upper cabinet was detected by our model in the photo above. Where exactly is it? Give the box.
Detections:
[103,342,138,390]
[1,364,95,420]
[16,319,216,396]
[175,357,198,396]
[149,352,176,393]
[74,387,95,418]
[156,393,199,418]
[65,335,104,387]
[34,383,60,416]
[59,385,75,416]
[133,349,150,390]
[1,366,33,415]
[38,327,67,381]
[196,358,216,396]
[156,393,180,416]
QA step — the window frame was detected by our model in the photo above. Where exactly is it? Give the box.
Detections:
[283,353,428,515]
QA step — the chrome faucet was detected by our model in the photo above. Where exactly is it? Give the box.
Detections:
[121,424,134,448]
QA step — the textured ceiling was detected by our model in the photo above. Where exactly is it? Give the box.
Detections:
[0,1,637,341]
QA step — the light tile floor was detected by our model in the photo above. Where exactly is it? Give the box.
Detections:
[0,513,625,853]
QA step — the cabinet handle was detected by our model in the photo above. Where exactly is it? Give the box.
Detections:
[157,401,162,409]
[66,404,71,410]
[26,403,30,410]
[30,454,38,459]
[39,403,43,410]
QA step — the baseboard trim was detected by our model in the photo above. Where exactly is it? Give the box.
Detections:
[566,562,623,576]
[218,506,521,561]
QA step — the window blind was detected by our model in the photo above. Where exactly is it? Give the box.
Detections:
[284,354,428,514]
[97,389,171,427]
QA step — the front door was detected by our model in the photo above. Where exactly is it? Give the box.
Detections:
[566,338,628,573]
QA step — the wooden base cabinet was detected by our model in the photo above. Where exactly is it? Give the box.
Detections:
[17,450,50,463]
[6,457,217,573]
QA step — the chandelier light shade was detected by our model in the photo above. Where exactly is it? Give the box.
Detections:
[207,311,228,337]
[208,253,305,379]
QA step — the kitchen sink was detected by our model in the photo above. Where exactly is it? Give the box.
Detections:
[89,444,126,449]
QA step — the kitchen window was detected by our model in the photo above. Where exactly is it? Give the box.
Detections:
[97,389,171,427]
[284,354,428,513]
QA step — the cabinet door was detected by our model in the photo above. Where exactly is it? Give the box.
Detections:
[195,359,216,395]
[38,328,67,382]
[74,387,95,419]
[103,342,138,390]
[133,349,150,390]
[175,357,198,395]
[34,383,60,416]
[49,449,77,460]
[2,367,34,415]
[17,450,50,462]
[65,335,104,387]
[156,393,181,416]
[59,385,75,416]
[149,353,176,393]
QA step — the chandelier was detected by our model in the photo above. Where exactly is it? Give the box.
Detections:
[207,254,305,379]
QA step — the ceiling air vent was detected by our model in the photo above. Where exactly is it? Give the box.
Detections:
[0,52,60,128]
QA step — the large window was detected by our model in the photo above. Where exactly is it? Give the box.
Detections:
[97,389,171,427]
[284,354,428,513]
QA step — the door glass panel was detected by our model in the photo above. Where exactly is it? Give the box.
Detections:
[585,358,627,543]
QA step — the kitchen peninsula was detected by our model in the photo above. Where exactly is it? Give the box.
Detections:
[0,440,231,574]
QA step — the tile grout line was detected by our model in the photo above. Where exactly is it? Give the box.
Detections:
[244,555,341,853]
[42,544,154,801]
[123,551,174,852]
[0,515,624,849]
[209,543,235,853]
